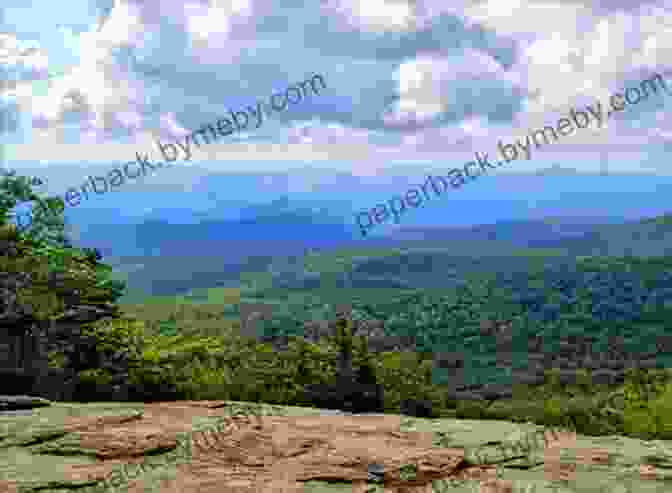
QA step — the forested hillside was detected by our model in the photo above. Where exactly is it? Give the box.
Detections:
[5,168,672,443]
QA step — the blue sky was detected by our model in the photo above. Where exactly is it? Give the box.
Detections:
[1,0,672,200]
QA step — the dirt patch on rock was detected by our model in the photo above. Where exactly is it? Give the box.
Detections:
[0,402,491,492]
[1,401,669,493]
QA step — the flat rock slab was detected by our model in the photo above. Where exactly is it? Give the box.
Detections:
[0,401,670,492]
[0,395,51,411]
[0,410,32,417]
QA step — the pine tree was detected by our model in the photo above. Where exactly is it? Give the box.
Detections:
[334,312,355,384]
[354,334,384,413]
[303,311,384,413]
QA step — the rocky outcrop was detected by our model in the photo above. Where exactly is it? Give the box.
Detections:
[1,400,670,493]
[0,300,124,400]
[0,394,51,410]
[0,230,129,401]
[0,262,52,396]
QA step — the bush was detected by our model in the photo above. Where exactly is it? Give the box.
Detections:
[302,382,345,411]
[455,400,489,419]
[563,396,602,434]
[302,379,384,413]
[127,363,186,402]
[352,382,384,413]
[298,312,385,413]
[646,383,672,439]
[73,368,115,401]
[175,361,234,401]
[400,398,434,418]
[622,381,672,440]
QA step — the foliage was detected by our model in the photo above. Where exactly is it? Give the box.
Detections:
[454,400,489,420]
[298,313,386,413]
[78,368,114,386]
[81,317,147,359]
[0,231,124,320]
[46,350,67,369]
[5,185,670,440]
[57,294,672,441]
[0,169,68,247]
[0,171,127,324]
[225,251,672,367]
[617,369,672,439]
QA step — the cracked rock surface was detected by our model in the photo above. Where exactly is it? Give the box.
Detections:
[0,401,670,492]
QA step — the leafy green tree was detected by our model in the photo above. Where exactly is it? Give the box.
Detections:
[0,169,68,247]
[0,168,126,309]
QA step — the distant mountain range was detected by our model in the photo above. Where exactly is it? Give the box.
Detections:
[16,165,671,231]
[534,164,581,175]
[20,166,666,299]
[107,211,672,300]
[386,216,626,244]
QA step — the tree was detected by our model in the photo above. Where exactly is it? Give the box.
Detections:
[302,311,384,413]
[0,168,126,306]
[355,335,377,385]
[334,311,355,382]
[0,169,68,247]
[332,312,385,413]
[353,334,385,412]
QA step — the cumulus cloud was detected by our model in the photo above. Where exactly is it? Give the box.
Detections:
[2,0,670,176]
[321,0,420,32]
[383,48,517,129]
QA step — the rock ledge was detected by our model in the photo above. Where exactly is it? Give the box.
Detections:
[0,395,52,410]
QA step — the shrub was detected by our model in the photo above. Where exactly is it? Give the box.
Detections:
[646,382,672,439]
[455,400,489,419]
[127,361,186,402]
[622,380,672,440]
[400,398,434,418]
[175,360,234,401]
[74,368,114,401]
[374,351,441,414]
[302,378,384,414]
[299,312,386,413]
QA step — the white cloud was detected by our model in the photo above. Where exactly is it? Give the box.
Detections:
[322,0,418,32]
[5,0,671,176]
[12,1,147,140]
[385,49,510,126]
[0,33,46,67]
[184,0,252,41]
[0,33,50,93]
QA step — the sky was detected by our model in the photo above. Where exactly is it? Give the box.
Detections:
[1,0,672,195]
